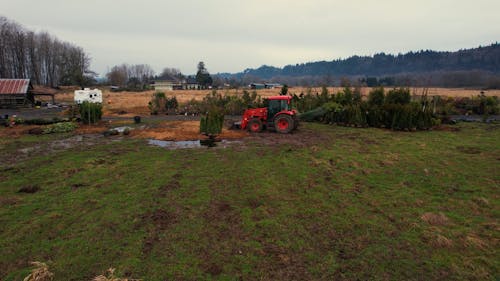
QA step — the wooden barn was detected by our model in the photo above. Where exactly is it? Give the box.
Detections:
[0,79,34,107]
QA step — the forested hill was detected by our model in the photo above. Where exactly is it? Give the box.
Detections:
[238,43,500,79]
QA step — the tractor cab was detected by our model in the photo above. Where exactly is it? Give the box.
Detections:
[239,95,298,134]
[267,96,292,120]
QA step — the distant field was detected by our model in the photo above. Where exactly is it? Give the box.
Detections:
[48,87,500,116]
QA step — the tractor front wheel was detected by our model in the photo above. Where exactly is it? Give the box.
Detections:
[248,118,263,133]
[274,114,294,134]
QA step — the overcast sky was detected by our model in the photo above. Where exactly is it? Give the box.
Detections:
[1,0,499,76]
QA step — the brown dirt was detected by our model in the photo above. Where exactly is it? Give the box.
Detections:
[456,146,482,154]
[0,125,44,138]
[203,200,237,223]
[71,183,88,190]
[1,120,247,142]
[74,124,109,135]
[258,242,310,280]
[0,196,21,206]
[204,263,223,276]
[130,121,248,141]
[158,173,182,196]
[199,200,246,277]
[0,122,109,137]
[240,126,333,149]
[141,208,178,254]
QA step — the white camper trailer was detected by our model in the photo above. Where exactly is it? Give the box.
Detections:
[74,88,103,104]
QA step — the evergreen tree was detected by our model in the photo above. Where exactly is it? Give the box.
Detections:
[196,61,213,88]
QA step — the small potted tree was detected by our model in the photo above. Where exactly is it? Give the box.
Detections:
[199,107,224,146]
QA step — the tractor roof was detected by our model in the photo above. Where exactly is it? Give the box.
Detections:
[267,95,292,100]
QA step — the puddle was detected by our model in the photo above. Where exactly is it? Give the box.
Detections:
[113,126,134,133]
[148,139,240,149]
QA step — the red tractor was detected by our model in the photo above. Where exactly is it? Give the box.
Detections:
[238,95,298,133]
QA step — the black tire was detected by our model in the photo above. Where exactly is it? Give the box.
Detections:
[248,118,263,132]
[274,114,294,134]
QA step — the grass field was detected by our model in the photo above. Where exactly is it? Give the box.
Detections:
[0,122,499,280]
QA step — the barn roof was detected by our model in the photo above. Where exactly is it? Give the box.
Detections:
[0,79,32,95]
[154,73,180,83]
[186,76,198,84]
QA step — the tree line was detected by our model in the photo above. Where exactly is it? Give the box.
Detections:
[0,16,95,87]
[105,63,155,89]
[105,61,214,90]
[226,43,500,88]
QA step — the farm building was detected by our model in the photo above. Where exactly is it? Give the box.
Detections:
[153,76,200,91]
[184,76,200,90]
[265,83,282,89]
[249,83,266,90]
[153,77,183,91]
[249,83,282,90]
[0,79,34,107]
[31,85,56,105]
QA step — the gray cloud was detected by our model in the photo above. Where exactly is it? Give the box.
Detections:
[1,0,499,76]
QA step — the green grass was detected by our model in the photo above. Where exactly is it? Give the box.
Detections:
[0,123,499,280]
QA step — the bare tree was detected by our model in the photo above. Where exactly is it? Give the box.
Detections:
[105,63,155,88]
[106,64,128,86]
[130,64,155,84]
[0,16,95,86]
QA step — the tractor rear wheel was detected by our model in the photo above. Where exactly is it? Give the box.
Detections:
[274,114,294,134]
[248,118,263,132]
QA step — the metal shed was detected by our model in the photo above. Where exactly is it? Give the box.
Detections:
[0,79,34,107]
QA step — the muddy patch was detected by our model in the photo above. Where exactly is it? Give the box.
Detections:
[71,183,88,190]
[258,242,310,280]
[0,196,21,206]
[2,134,114,167]
[148,139,241,149]
[199,200,247,276]
[456,146,481,154]
[159,173,182,196]
[242,127,333,149]
[246,197,263,209]
[204,263,223,276]
[203,201,237,223]
[131,120,247,141]
[18,185,40,194]
[141,209,178,254]
[433,125,460,132]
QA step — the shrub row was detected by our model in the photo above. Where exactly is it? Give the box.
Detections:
[149,90,264,116]
[300,88,436,130]
[294,86,499,118]
[13,117,69,125]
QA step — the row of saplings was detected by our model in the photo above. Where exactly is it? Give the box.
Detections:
[148,90,263,116]
[199,87,438,137]
[300,87,437,131]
